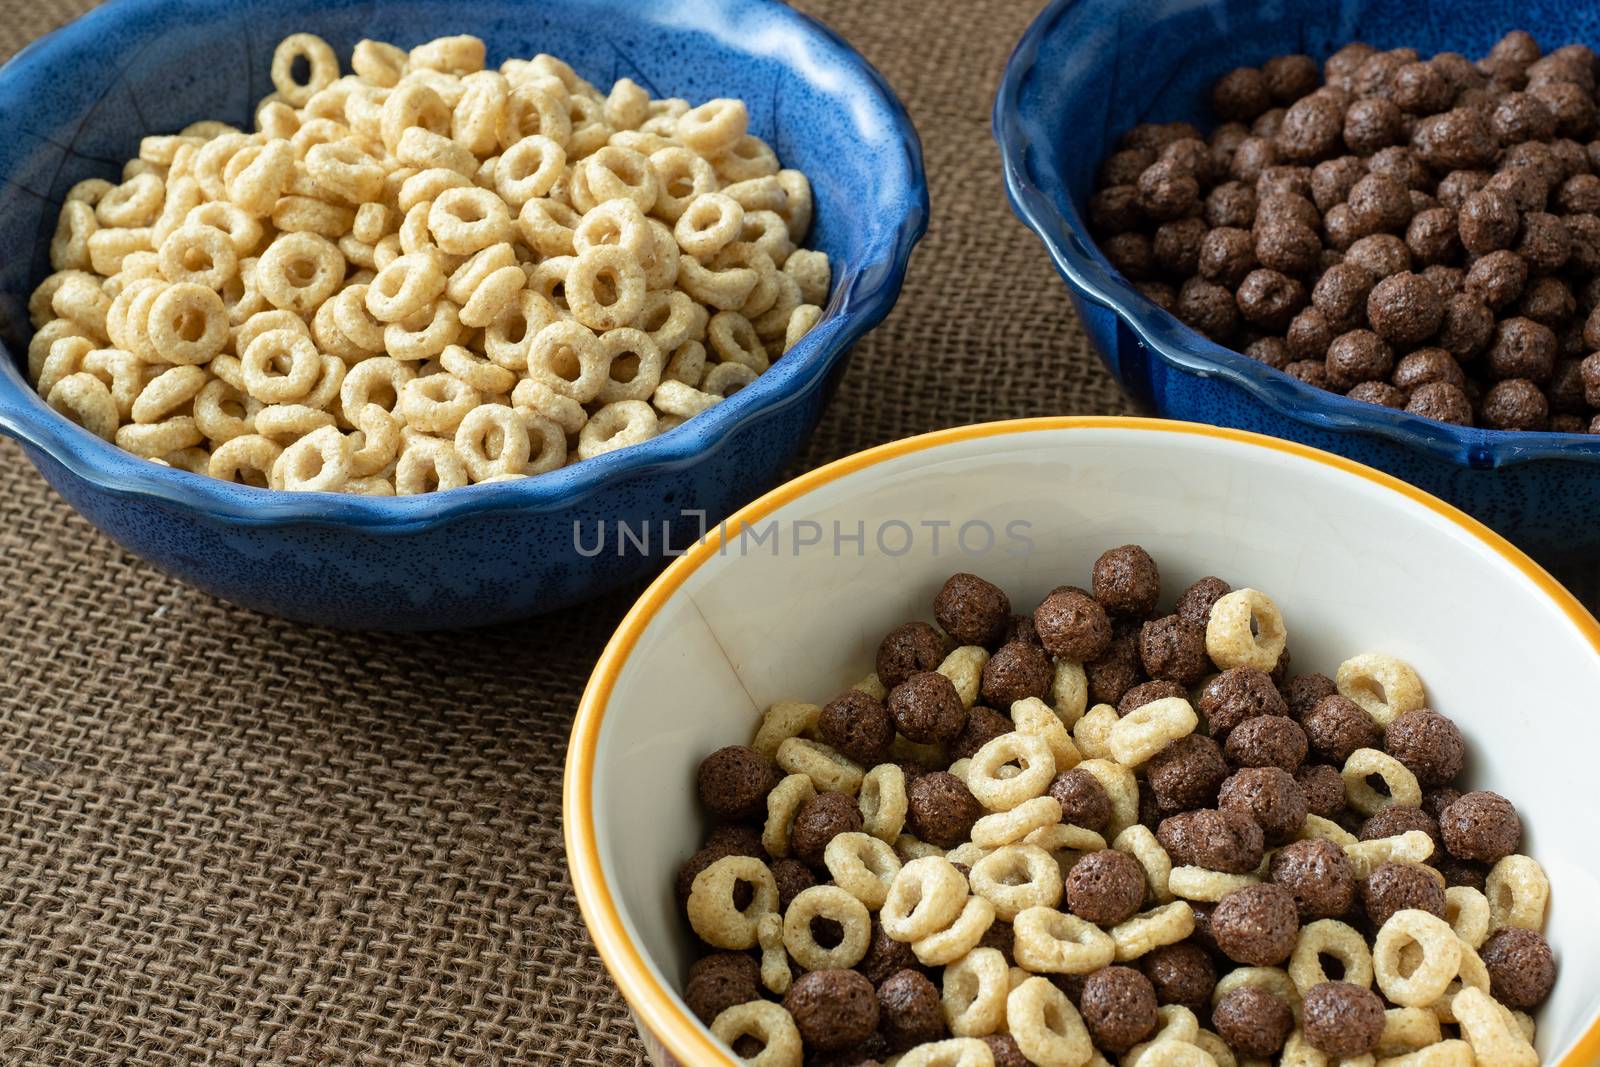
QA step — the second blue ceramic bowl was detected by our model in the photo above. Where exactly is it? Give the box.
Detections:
[996,0,1600,571]
[0,0,927,630]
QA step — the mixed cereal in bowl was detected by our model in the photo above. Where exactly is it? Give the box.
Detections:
[676,552,1554,1067]
[29,31,828,494]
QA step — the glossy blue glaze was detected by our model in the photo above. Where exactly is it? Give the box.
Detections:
[0,0,927,629]
[995,0,1600,571]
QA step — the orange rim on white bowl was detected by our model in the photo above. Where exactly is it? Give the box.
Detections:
[563,415,1600,1067]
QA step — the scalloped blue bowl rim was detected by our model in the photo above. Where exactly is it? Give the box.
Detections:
[992,0,1597,471]
[0,0,929,534]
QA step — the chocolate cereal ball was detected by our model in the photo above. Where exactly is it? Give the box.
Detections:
[1265,54,1320,102]
[1413,109,1497,171]
[1156,808,1265,874]
[1213,986,1295,1057]
[1175,576,1232,626]
[906,771,981,849]
[1066,849,1148,925]
[1146,734,1230,814]
[1465,249,1529,311]
[1225,714,1309,771]
[1050,767,1114,832]
[1393,347,1467,391]
[1283,672,1338,721]
[1460,188,1521,254]
[1482,378,1550,430]
[1155,217,1208,276]
[1270,837,1358,919]
[791,792,864,868]
[685,953,762,1024]
[819,691,895,767]
[1301,982,1386,1057]
[1276,94,1344,162]
[875,969,945,1051]
[1213,884,1300,965]
[981,640,1053,708]
[696,746,779,822]
[980,1036,1029,1067]
[1219,767,1308,843]
[1139,615,1210,685]
[1481,928,1558,1010]
[1326,329,1396,389]
[1296,763,1348,818]
[1440,790,1523,862]
[1139,942,1216,1011]
[785,969,878,1052]
[876,622,945,689]
[1178,277,1242,340]
[1488,317,1557,382]
[772,858,816,912]
[1034,587,1112,661]
[1361,861,1447,927]
[951,706,1013,762]
[1383,708,1466,787]
[1119,679,1189,716]
[1079,966,1159,1054]
[1359,805,1441,850]
[858,921,918,986]
[1367,272,1445,345]
[934,573,1011,648]
[1093,545,1161,617]
[1198,667,1289,737]
[1406,381,1474,424]
[1313,261,1378,330]
[1206,182,1258,228]
[1214,67,1273,121]
[1303,694,1382,763]
[889,672,967,745]
[1086,627,1145,707]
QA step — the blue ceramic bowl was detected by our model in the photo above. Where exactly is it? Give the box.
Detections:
[995,0,1600,571]
[0,0,927,630]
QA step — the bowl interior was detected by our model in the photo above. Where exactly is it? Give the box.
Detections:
[585,421,1600,1063]
[0,0,922,515]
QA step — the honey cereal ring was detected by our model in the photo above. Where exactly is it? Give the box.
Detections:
[349,404,401,477]
[454,404,531,483]
[752,700,821,760]
[577,399,659,461]
[896,1039,996,1067]
[66,176,114,205]
[574,197,652,260]
[304,139,385,204]
[742,209,796,266]
[1485,855,1548,933]
[49,273,111,340]
[397,126,477,179]
[401,373,481,434]
[83,347,144,418]
[882,857,969,943]
[1299,814,1359,849]
[96,172,165,229]
[399,168,473,215]
[116,416,202,459]
[1451,987,1536,1067]
[384,299,462,361]
[150,176,202,246]
[708,311,770,373]
[50,199,96,271]
[596,327,664,405]
[339,356,413,420]
[46,372,118,440]
[381,81,452,153]
[753,272,802,341]
[969,844,1064,921]
[713,134,781,184]
[1443,886,1491,949]
[913,895,997,968]
[972,796,1062,849]
[242,329,321,404]
[86,227,153,277]
[776,169,814,242]
[425,186,512,255]
[677,98,748,156]
[929,646,986,710]
[224,140,294,216]
[675,192,745,259]
[1071,703,1118,761]
[1289,919,1374,993]
[255,231,345,315]
[271,196,355,238]
[678,251,760,312]
[28,319,87,381]
[565,245,647,332]
[352,202,392,245]
[1007,975,1094,1067]
[437,343,515,396]
[942,947,1009,1038]
[652,379,719,420]
[775,737,864,796]
[145,283,228,366]
[572,146,658,215]
[1375,1007,1444,1058]
[1205,589,1287,673]
[410,33,485,75]
[782,884,870,971]
[649,146,718,222]
[1345,830,1435,880]
[763,773,816,859]
[272,424,352,493]
[710,1001,802,1067]
[510,380,586,439]
[207,433,281,486]
[520,319,606,402]
[395,435,470,494]
[365,251,447,324]
[1048,659,1090,728]
[859,762,908,843]
[35,335,94,398]
[450,70,509,157]
[967,732,1056,812]
[131,365,206,424]
[1341,749,1422,815]
[1167,866,1260,903]
[755,912,789,996]
[501,83,572,151]
[1109,697,1199,767]
[514,199,580,260]
[1111,902,1196,962]
[823,832,901,910]
[158,224,239,289]
[1336,654,1425,728]
[1373,909,1462,1008]
[1011,906,1116,975]
[270,33,339,107]
[1426,938,1492,1025]
[1076,758,1140,838]
[1114,824,1174,904]
[254,403,335,441]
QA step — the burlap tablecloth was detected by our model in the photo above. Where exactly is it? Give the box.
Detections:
[0,0,1132,1061]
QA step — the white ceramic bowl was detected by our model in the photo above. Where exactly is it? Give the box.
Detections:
[565,416,1600,1067]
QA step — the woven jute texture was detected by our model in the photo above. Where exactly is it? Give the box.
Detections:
[0,0,1132,1062]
